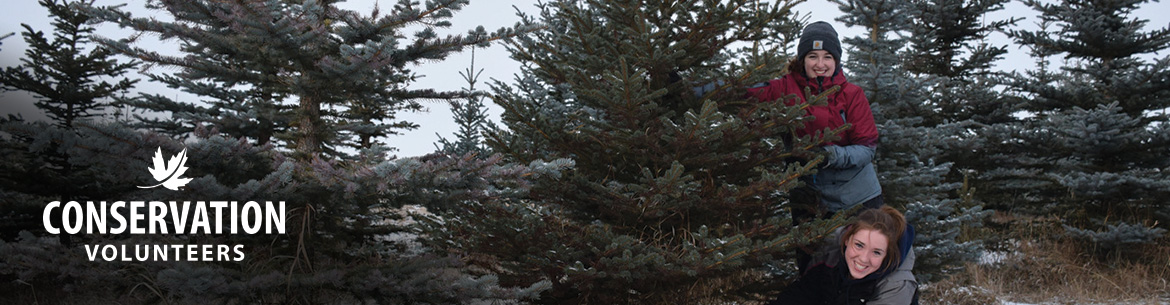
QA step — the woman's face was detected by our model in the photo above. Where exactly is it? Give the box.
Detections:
[844,228,889,279]
[803,50,836,79]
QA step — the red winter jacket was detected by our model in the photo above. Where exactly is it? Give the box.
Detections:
[745,68,878,148]
[745,66,882,210]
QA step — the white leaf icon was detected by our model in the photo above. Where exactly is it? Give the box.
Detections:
[138,147,193,191]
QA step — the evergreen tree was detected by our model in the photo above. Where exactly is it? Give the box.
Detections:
[436,47,494,156]
[0,0,137,128]
[0,120,549,303]
[902,0,1016,79]
[81,0,524,158]
[1,1,550,303]
[903,0,1020,126]
[431,1,850,303]
[995,0,1170,249]
[899,1,1019,263]
[0,0,139,242]
[831,0,991,282]
[973,19,1060,216]
[902,0,1019,278]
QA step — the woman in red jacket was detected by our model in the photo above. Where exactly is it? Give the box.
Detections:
[748,21,883,216]
[743,21,885,276]
[690,21,883,225]
[690,21,908,303]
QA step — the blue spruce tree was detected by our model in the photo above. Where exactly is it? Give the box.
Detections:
[0,120,551,303]
[830,0,992,282]
[1,1,548,303]
[902,0,1019,281]
[994,0,1170,252]
[81,0,524,159]
[0,0,139,244]
[436,47,494,156]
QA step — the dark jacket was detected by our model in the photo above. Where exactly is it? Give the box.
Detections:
[770,224,918,305]
[745,66,881,211]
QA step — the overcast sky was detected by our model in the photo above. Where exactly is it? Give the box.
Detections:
[1,0,1167,157]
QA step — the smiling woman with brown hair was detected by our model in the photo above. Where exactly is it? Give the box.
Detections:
[769,206,918,305]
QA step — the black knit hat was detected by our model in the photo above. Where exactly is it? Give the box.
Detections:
[797,21,842,61]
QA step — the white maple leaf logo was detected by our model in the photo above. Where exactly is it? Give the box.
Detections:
[137,147,193,191]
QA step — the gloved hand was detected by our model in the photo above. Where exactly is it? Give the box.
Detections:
[788,185,824,224]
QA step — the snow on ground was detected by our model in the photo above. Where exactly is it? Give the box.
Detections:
[980,250,1009,265]
[998,297,1170,305]
[978,238,1020,266]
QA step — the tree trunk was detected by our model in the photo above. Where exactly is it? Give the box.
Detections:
[297,94,322,158]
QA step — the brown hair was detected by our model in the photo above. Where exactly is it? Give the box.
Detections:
[787,56,805,77]
[839,206,906,274]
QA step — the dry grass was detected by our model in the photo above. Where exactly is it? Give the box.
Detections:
[923,212,1170,304]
